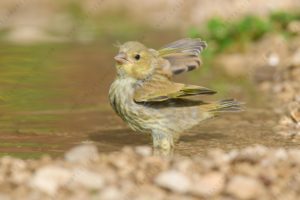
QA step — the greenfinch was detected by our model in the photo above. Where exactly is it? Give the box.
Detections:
[109,38,241,152]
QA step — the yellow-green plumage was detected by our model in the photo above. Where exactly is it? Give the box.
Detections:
[109,38,241,151]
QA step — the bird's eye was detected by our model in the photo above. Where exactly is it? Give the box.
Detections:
[134,54,141,60]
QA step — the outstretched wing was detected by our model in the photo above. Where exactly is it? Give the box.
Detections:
[134,76,216,103]
[158,38,207,75]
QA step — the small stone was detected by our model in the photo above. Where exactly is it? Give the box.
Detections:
[172,158,193,174]
[9,159,30,184]
[277,131,290,137]
[10,159,27,170]
[291,67,300,82]
[226,175,265,200]
[288,21,300,35]
[279,116,294,126]
[71,168,105,190]
[274,148,288,161]
[289,149,300,164]
[267,52,280,67]
[65,144,99,163]
[99,186,123,200]
[234,146,268,163]
[10,170,31,185]
[291,48,300,66]
[133,185,166,200]
[290,108,300,123]
[30,165,72,195]
[155,170,191,193]
[135,146,152,157]
[190,172,225,197]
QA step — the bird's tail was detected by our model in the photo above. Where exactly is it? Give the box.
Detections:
[203,99,243,113]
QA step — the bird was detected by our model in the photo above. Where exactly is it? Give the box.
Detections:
[109,38,242,153]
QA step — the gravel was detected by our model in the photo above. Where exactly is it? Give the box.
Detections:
[0,144,299,199]
[256,35,300,140]
[218,32,300,140]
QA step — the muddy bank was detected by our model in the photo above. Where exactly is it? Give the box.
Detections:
[0,144,299,200]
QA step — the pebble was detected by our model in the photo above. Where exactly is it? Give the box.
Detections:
[190,172,225,197]
[274,148,288,161]
[226,175,265,200]
[291,48,300,66]
[290,108,300,123]
[155,170,191,193]
[64,144,99,163]
[30,165,72,195]
[71,168,105,190]
[288,150,300,164]
[98,186,123,200]
[279,116,294,126]
[267,52,280,67]
[10,170,31,185]
[234,146,267,163]
[135,146,152,157]
[255,35,300,139]
[0,145,299,199]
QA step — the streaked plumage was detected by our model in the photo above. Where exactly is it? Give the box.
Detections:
[109,38,241,152]
[159,38,206,75]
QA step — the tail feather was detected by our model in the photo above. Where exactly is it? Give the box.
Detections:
[208,99,243,113]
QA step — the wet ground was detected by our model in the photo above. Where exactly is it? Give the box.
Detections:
[0,41,299,158]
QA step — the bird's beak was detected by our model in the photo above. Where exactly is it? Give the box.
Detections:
[114,52,127,64]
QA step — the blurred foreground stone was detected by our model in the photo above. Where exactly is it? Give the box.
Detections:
[0,144,299,199]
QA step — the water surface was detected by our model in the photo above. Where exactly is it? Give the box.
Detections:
[0,42,298,158]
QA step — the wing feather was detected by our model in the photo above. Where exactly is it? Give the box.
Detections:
[158,38,207,75]
[134,76,216,103]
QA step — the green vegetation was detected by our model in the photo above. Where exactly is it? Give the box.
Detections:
[186,11,300,98]
[270,11,300,28]
[188,11,300,55]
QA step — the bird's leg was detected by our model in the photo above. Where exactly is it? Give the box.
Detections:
[151,131,174,156]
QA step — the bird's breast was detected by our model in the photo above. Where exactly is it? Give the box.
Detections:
[109,78,135,113]
[109,78,148,132]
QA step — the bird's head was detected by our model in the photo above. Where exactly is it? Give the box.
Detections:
[114,41,158,80]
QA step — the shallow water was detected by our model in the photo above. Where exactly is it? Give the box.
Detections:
[0,42,298,158]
